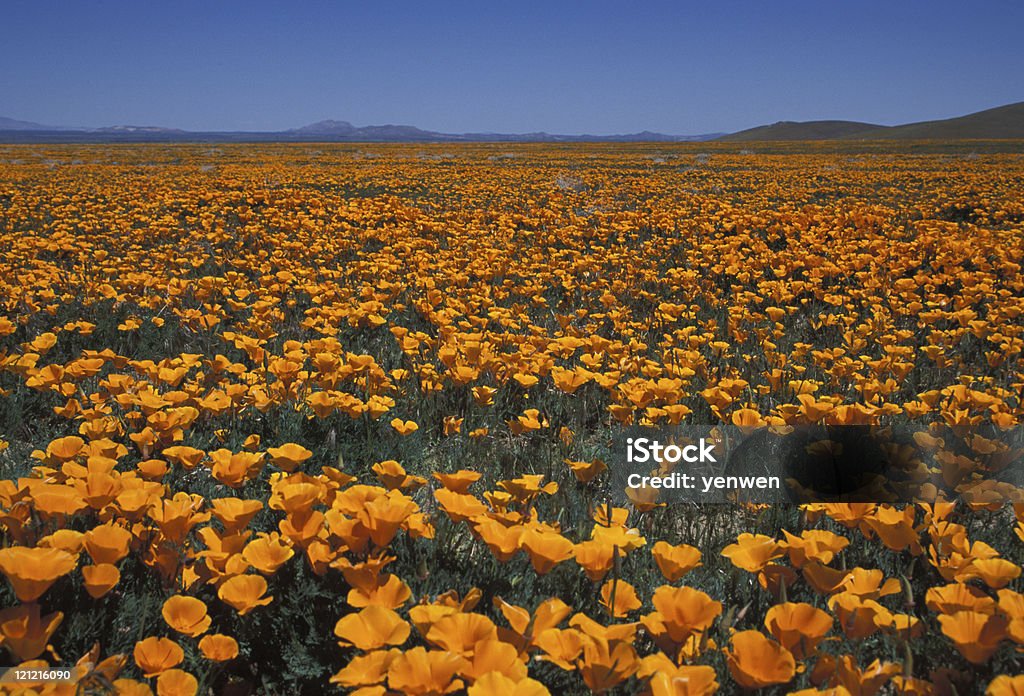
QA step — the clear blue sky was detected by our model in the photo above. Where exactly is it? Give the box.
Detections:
[2,1,1022,134]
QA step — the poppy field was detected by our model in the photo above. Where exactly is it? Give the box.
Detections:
[0,142,1023,694]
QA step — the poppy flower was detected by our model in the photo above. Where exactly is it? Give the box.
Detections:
[242,533,295,574]
[162,595,211,637]
[149,492,209,543]
[387,646,468,695]
[459,639,528,682]
[721,533,784,573]
[828,592,892,639]
[83,563,121,598]
[520,529,575,575]
[373,460,426,491]
[600,579,641,618]
[590,524,645,553]
[764,602,833,660]
[217,574,273,615]
[572,540,615,582]
[134,636,184,677]
[987,675,1024,695]
[330,648,401,688]
[209,449,266,488]
[863,506,922,555]
[640,658,719,696]
[434,470,481,493]
[390,418,419,435]
[925,582,996,614]
[964,558,1022,589]
[362,490,419,547]
[838,568,901,600]
[45,435,85,463]
[198,634,239,662]
[781,529,849,568]
[494,596,571,652]
[39,529,85,555]
[651,541,702,582]
[84,523,132,565]
[564,458,607,484]
[725,630,796,690]
[426,612,498,654]
[347,573,412,609]
[0,546,79,602]
[466,672,549,696]
[534,627,586,669]
[0,603,64,660]
[28,484,88,519]
[266,443,313,472]
[938,611,1009,664]
[577,636,640,692]
[334,605,411,651]
[434,487,489,524]
[833,656,901,694]
[156,669,198,696]
[647,585,722,644]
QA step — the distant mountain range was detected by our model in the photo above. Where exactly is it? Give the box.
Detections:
[1,101,1021,142]
[720,101,1024,141]
[0,117,722,143]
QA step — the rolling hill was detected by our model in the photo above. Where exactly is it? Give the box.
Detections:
[720,101,1024,141]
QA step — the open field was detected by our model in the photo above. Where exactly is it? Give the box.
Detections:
[1,143,1023,694]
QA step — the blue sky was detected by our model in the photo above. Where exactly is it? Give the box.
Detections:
[2,1,1022,134]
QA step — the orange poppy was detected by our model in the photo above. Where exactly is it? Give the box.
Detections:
[433,470,482,493]
[390,418,419,436]
[651,541,702,582]
[937,611,1009,664]
[572,540,615,582]
[217,574,273,615]
[764,602,833,660]
[721,533,784,573]
[725,630,796,690]
[987,675,1024,695]
[494,596,571,652]
[334,606,410,651]
[330,648,400,688]
[156,669,198,696]
[0,603,64,660]
[0,546,79,602]
[426,612,498,654]
[347,573,412,609]
[600,579,642,618]
[162,595,211,637]
[208,449,266,488]
[827,592,892,639]
[646,585,722,644]
[387,646,468,695]
[266,442,313,472]
[520,529,575,575]
[780,529,849,568]
[460,639,528,682]
[198,634,239,662]
[466,672,549,696]
[84,523,132,565]
[534,627,586,669]
[134,636,184,677]
[565,458,607,484]
[639,658,719,696]
[237,530,291,571]
[83,563,121,598]
[577,636,640,692]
